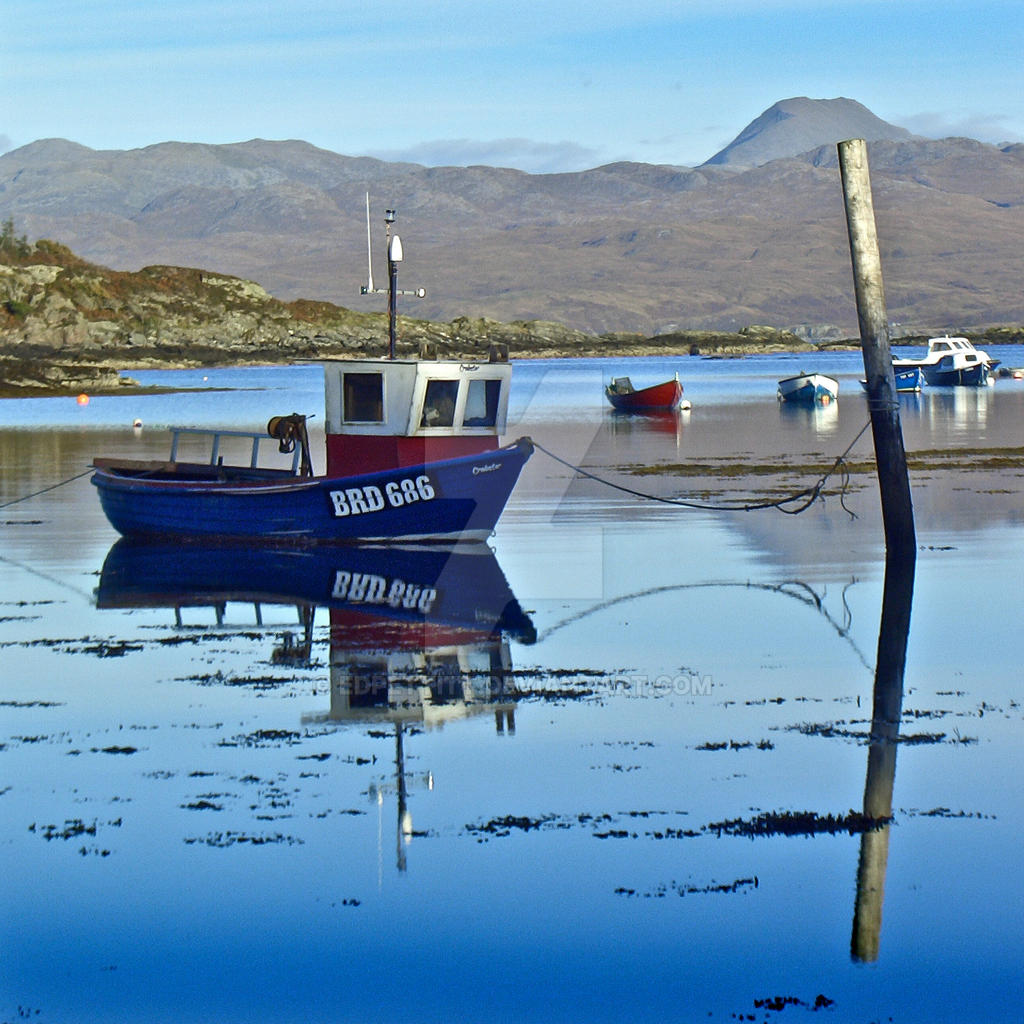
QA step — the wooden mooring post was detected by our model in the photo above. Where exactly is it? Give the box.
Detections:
[837,138,916,559]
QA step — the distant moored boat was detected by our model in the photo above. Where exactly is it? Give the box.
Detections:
[893,335,997,387]
[605,373,686,411]
[776,372,839,405]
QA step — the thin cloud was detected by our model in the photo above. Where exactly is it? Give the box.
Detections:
[0,135,12,154]
[900,111,1022,144]
[367,138,605,174]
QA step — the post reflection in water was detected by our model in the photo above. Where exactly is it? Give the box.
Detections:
[96,536,534,874]
[851,552,916,962]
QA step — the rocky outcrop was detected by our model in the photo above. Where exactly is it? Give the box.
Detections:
[0,352,137,395]
[0,240,599,393]
[0,240,819,394]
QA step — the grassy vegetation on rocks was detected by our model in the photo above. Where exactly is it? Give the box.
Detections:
[2,230,1021,395]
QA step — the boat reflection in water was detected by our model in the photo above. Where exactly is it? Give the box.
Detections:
[96,538,534,871]
[96,538,533,646]
[777,394,840,435]
[606,407,689,448]
[851,552,916,962]
[310,548,532,871]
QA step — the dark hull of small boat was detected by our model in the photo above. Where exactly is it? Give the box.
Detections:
[922,362,990,387]
[605,379,683,411]
[96,537,535,643]
[92,438,533,544]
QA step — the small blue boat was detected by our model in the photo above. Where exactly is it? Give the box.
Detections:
[777,372,839,405]
[92,437,533,545]
[859,366,924,393]
[893,366,924,392]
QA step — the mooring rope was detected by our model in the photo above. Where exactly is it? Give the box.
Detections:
[531,417,873,517]
[2,416,874,519]
[535,577,872,670]
[0,468,94,511]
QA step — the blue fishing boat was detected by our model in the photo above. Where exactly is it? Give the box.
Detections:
[859,366,924,393]
[777,372,839,405]
[93,434,533,545]
[92,203,532,545]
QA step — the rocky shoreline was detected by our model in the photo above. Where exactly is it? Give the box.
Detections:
[3,239,1022,397]
[0,328,830,397]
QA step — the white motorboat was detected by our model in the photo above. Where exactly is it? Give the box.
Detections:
[893,336,998,387]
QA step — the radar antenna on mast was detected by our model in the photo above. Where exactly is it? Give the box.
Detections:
[358,194,425,358]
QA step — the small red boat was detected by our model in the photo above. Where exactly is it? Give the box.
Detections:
[605,373,684,411]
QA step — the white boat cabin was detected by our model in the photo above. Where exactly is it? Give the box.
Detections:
[893,335,993,375]
[320,348,513,475]
[926,336,982,361]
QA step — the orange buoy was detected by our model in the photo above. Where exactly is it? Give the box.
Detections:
[76,393,90,405]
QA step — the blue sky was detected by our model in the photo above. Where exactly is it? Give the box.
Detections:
[3,0,1022,171]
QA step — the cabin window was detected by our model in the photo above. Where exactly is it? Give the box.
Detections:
[463,378,501,427]
[420,379,459,427]
[345,664,389,707]
[343,373,384,423]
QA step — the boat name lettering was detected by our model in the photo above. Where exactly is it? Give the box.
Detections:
[329,474,435,517]
[459,363,480,372]
[331,570,437,612]
[472,462,501,475]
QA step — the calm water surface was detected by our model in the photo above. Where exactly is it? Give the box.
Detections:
[2,352,1023,1022]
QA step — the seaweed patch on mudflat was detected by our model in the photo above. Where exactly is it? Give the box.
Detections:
[183,831,304,848]
[0,634,143,656]
[903,806,995,820]
[0,699,64,708]
[30,815,122,857]
[506,666,708,704]
[465,813,560,838]
[614,875,758,899]
[461,809,694,843]
[696,738,775,751]
[785,719,978,745]
[706,810,889,838]
[181,670,304,690]
[729,993,836,1018]
[459,805,895,844]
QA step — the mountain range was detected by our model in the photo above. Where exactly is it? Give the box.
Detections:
[2,97,1023,338]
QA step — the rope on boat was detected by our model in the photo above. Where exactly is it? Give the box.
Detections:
[0,468,94,511]
[531,418,873,517]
